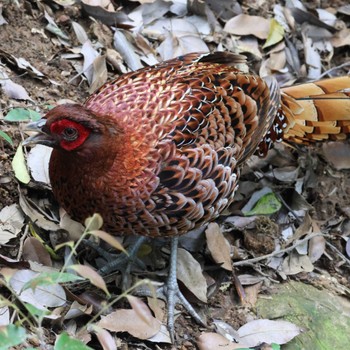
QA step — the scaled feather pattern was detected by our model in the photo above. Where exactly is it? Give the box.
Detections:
[26,52,350,238]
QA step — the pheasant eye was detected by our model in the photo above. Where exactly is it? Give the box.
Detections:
[63,127,78,141]
[50,118,91,151]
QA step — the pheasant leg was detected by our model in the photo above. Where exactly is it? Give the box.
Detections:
[162,236,207,342]
[83,236,147,289]
[99,236,147,275]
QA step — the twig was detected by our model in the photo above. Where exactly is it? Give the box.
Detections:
[275,192,303,224]
[16,224,29,260]
[232,232,322,266]
[319,62,350,79]
[325,241,350,267]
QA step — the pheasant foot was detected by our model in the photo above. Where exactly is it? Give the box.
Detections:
[83,236,147,289]
[134,236,207,343]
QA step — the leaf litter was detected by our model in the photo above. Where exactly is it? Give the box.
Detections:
[0,0,350,349]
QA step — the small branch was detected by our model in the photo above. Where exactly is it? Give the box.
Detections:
[319,62,350,79]
[325,241,350,267]
[17,224,29,260]
[232,232,322,266]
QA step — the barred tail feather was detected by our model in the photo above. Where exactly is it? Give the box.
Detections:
[280,76,350,144]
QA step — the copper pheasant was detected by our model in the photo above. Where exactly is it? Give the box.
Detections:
[23,52,350,340]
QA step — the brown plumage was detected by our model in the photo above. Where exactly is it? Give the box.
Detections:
[24,52,350,239]
[23,52,350,340]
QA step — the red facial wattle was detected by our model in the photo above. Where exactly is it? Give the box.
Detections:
[50,119,91,151]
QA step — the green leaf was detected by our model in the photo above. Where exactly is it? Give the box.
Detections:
[24,302,50,318]
[0,325,27,350]
[244,192,282,216]
[11,144,30,184]
[55,333,94,350]
[263,18,284,49]
[0,130,13,146]
[21,271,84,292]
[271,344,281,350]
[4,108,41,122]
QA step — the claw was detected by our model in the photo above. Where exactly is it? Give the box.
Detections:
[165,236,207,343]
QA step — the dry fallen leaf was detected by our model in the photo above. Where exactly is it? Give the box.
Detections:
[238,319,303,347]
[224,14,270,39]
[12,144,30,184]
[10,269,66,310]
[302,26,321,79]
[308,235,326,263]
[144,18,209,60]
[69,264,109,296]
[213,320,239,342]
[26,144,51,184]
[0,306,10,326]
[177,248,207,303]
[18,190,59,232]
[89,55,108,93]
[243,281,263,307]
[282,251,314,275]
[205,223,232,271]
[0,68,32,100]
[197,332,245,350]
[22,237,52,267]
[331,28,350,47]
[81,41,99,85]
[322,142,350,170]
[0,204,25,245]
[92,327,117,350]
[98,297,161,339]
[114,29,143,71]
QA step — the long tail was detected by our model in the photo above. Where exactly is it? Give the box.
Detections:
[280,76,350,144]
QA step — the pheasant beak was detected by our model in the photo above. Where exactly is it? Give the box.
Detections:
[22,119,57,147]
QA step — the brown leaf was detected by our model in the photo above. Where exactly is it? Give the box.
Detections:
[308,223,325,263]
[177,248,207,303]
[146,324,171,343]
[60,209,85,241]
[113,29,142,71]
[282,251,314,275]
[205,223,232,271]
[147,296,165,322]
[22,237,52,266]
[322,142,350,170]
[224,14,270,39]
[213,320,239,342]
[197,332,244,350]
[238,319,303,347]
[98,297,160,339]
[81,1,129,26]
[70,264,109,296]
[243,282,263,307]
[27,144,51,184]
[89,55,108,93]
[93,327,117,350]
[0,69,32,100]
[0,204,25,245]
[10,269,66,310]
[19,190,59,232]
[81,41,99,85]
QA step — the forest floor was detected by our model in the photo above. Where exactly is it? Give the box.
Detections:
[1,0,350,349]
